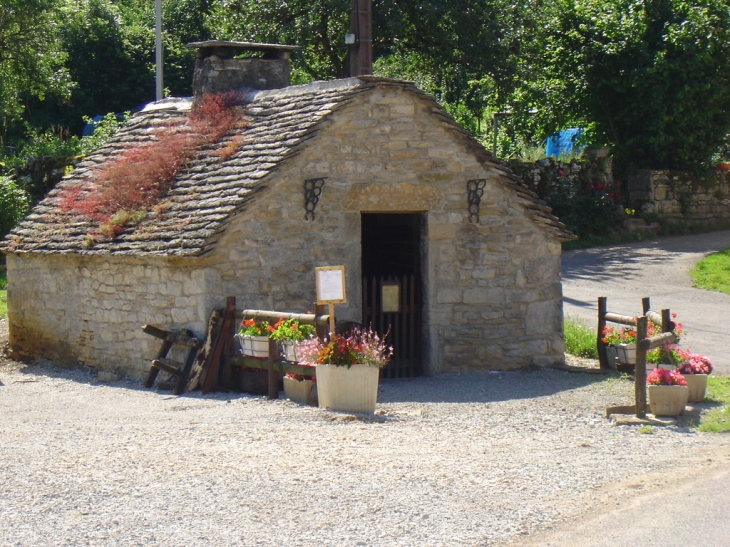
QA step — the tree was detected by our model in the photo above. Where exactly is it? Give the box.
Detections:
[207,0,534,124]
[523,0,730,174]
[0,0,73,139]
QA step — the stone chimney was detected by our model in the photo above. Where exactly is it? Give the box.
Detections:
[186,41,300,97]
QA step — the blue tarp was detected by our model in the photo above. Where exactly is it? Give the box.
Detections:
[546,128,584,158]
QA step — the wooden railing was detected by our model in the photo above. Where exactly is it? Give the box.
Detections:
[599,296,678,418]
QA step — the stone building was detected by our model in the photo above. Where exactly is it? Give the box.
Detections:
[2,42,574,380]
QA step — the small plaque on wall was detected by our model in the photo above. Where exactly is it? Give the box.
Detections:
[381,282,400,313]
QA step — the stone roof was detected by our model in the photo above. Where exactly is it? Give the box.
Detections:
[2,77,574,257]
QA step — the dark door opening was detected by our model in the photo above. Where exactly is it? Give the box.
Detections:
[361,213,423,378]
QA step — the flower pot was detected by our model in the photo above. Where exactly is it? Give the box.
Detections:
[236,368,269,395]
[648,385,689,416]
[716,162,730,172]
[315,364,380,414]
[683,374,708,403]
[280,340,305,362]
[605,343,636,367]
[236,334,270,358]
[283,377,316,405]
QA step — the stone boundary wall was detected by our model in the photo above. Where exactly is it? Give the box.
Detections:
[628,170,730,222]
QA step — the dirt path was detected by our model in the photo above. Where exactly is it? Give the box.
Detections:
[562,230,730,375]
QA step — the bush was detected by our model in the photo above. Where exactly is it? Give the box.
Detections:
[564,317,598,358]
[0,176,30,237]
[510,157,621,238]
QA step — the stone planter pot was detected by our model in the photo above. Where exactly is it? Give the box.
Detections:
[605,343,636,368]
[648,385,689,416]
[283,377,316,405]
[236,368,269,395]
[315,364,380,414]
[236,334,270,358]
[683,374,708,403]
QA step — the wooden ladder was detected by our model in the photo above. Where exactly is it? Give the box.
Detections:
[142,325,202,395]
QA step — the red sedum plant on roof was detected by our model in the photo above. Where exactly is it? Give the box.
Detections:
[58,91,249,240]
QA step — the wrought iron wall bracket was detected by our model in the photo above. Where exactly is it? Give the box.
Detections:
[467,179,486,223]
[304,178,326,221]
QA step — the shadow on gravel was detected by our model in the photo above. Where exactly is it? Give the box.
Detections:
[378,369,609,404]
[7,361,613,405]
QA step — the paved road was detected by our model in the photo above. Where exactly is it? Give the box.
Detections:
[562,230,730,376]
[510,442,730,547]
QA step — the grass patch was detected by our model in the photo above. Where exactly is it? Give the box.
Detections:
[563,221,730,250]
[0,269,6,319]
[690,248,730,295]
[699,376,730,432]
[564,317,598,358]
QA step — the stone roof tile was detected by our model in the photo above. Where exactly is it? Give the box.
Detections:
[2,77,573,256]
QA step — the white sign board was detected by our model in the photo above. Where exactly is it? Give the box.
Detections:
[315,266,347,304]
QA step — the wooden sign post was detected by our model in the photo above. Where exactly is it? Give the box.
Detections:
[315,265,347,336]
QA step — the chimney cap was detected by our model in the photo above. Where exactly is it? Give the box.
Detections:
[186,41,300,60]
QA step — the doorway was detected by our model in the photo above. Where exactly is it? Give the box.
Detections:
[361,213,423,378]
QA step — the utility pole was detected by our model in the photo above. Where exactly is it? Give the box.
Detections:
[155,0,163,101]
[348,0,372,77]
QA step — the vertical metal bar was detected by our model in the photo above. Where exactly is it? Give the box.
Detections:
[402,274,410,378]
[155,0,163,101]
[597,296,608,369]
[635,316,648,418]
[408,275,418,378]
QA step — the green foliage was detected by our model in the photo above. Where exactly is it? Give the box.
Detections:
[564,317,598,358]
[211,0,538,137]
[1,125,81,173]
[0,176,31,238]
[690,248,730,294]
[80,112,130,156]
[699,376,730,432]
[637,425,654,434]
[525,0,730,176]
[0,0,73,134]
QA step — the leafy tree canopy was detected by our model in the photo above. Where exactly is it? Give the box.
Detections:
[0,0,74,137]
[521,0,730,174]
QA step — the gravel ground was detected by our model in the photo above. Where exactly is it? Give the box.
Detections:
[0,317,726,547]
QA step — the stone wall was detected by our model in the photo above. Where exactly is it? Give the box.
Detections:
[6,254,215,378]
[628,170,730,222]
[6,85,566,379]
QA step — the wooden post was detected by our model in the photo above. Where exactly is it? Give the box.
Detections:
[642,297,650,315]
[597,296,608,369]
[661,308,672,333]
[315,304,327,341]
[221,296,236,389]
[328,303,336,336]
[635,316,648,418]
[267,337,278,399]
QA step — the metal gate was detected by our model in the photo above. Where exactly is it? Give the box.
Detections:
[362,274,422,378]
